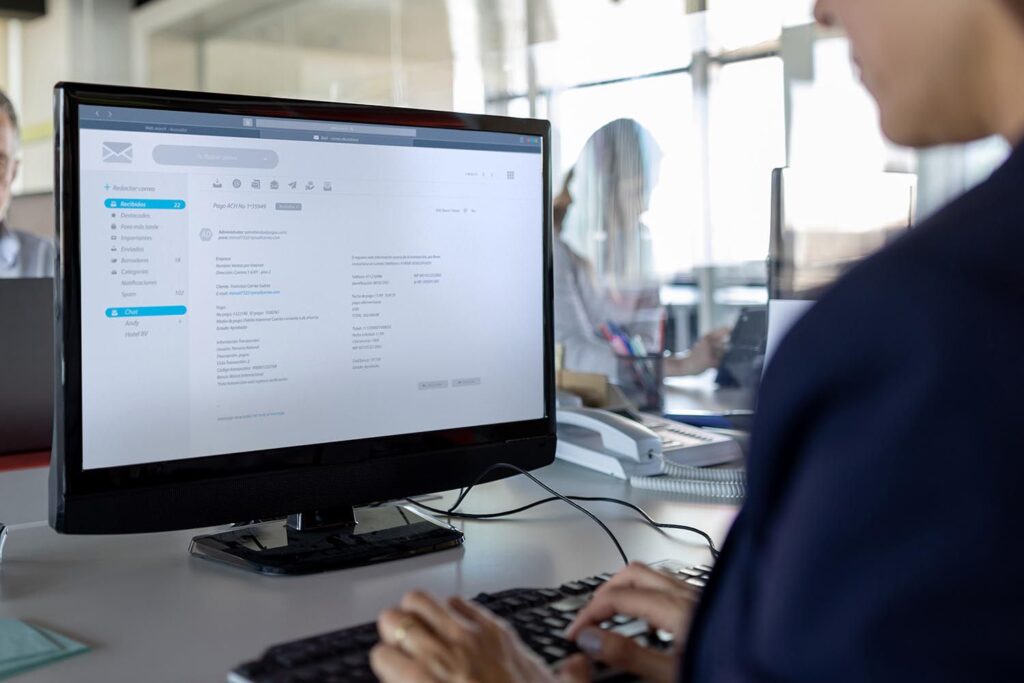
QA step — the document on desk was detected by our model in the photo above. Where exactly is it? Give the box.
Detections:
[0,619,88,680]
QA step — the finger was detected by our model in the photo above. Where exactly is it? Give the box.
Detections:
[447,596,509,633]
[369,643,440,683]
[400,590,474,643]
[569,566,689,639]
[377,608,460,680]
[575,629,677,683]
[558,653,593,683]
[377,607,428,644]
[567,586,696,639]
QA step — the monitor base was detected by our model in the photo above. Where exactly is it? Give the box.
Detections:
[189,504,464,576]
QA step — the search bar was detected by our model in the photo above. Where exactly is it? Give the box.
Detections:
[152,145,279,168]
[253,118,417,137]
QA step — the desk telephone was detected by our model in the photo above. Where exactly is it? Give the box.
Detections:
[556,406,746,501]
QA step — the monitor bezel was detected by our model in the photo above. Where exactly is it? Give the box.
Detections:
[51,82,555,533]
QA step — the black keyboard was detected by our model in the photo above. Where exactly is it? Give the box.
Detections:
[228,560,712,683]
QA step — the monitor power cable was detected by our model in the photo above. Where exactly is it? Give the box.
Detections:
[405,462,720,567]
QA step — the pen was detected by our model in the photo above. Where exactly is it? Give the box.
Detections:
[599,323,633,357]
[605,321,636,357]
[630,335,648,357]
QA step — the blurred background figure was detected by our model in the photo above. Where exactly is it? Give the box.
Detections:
[0,88,53,279]
[554,119,728,381]
[561,118,660,293]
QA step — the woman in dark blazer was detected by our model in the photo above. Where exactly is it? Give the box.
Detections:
[370,1,1024,680]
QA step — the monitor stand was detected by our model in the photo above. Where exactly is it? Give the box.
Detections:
[189,504,464,575]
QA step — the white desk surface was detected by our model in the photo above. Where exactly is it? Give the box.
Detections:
[0,461,737,682]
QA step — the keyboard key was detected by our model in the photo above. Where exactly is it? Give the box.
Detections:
[543,617,569,630]
[549,596,589,613]
[543,645,568,660]
[685,577,707,588]
[611,619,650,639]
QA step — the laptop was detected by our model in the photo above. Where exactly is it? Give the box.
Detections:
[0,278,53,455]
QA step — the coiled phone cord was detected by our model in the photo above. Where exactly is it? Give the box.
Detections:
[629,461,746,502]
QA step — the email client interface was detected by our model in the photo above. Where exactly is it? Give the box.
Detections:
[79,106,545,470]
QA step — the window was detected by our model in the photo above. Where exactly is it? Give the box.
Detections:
[554,73,700,278]
[708,57,786,265]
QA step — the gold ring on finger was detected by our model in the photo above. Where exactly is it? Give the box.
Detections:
[392,618,417,645]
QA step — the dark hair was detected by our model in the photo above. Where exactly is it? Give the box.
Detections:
[0,88,19,140]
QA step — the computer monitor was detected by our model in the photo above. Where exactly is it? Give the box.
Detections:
[50,83,555,575]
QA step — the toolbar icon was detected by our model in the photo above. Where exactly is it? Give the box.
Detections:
[102,141,133,163]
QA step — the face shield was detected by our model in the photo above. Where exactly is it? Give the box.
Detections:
[561,118,663,291]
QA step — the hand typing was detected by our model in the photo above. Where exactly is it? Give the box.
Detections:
[371,562,701,683]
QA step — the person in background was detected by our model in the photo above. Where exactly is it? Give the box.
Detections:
[554,121,728,379]
[0,88,54,279]
[369,0,1024,680]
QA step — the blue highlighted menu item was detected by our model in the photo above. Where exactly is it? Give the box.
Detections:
[105,306,187,318]
[105,198,185,210]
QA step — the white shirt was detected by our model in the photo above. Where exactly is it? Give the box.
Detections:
[553,235,620,377]
[0,223,55,278]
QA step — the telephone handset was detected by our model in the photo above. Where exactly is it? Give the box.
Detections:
[555,407,664,479]
[555,406,746,502]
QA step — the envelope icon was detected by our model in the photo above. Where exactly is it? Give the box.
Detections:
[102,141,133,163]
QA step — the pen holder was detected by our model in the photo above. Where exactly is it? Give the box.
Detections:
[614,354,664,413]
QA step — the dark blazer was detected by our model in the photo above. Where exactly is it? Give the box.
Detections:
[683,145,1024,682]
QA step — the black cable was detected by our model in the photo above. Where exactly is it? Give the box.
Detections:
[405,463,721,564]
[446,466,719,557]
[407,494,719,559]
[430,462,630,566]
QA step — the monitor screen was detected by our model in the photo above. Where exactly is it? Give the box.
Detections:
[53,84,554,537]
[75,105,546,470]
